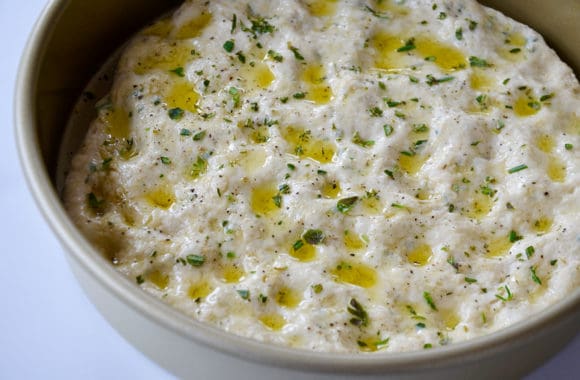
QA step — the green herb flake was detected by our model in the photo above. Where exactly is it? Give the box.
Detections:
[550,259,558,266]
[397,38,416,52]
[495,285,513,302]
[180,128,191,136]
[231,14,237,33]
[136,275,145,285]
[564,143,573,151]
[288,43,305,60]
[160,156,171,165]
[293,239,305,251]
[229,87,241,108]
[258,293,268,303]
[509,230,522,243]
[438,12,447,20]
[540,93,554,102]
[303,229,325,245]
[347,298,369,327]
[364,5,390,19]
[508,164,528,174]
[469,56,491,68]
[455,27,463,40]
[465,277,477,284]
[237,289,250,300]
[530,266,542,285]
[383,124,394,136]
[384,169,395,179]
[426,75,454,86]
[190,156,208,179]
[424,343,433,349]
[267,49,284,62]
[509,48,521,54]
[312,284,323,293]
[168,107,184,120]
[186,254,205,267]
[368,106,383,117]
[223,39,235,53]
[87,192,105,212]
[293,92,306,99]
[193,130,206,141]
[337,196,359,213]
[272,194,282,208]
[352,131,375,148]
[468,19,478,31]
[525,246,535,259]
[170,67,185,77]
[423,291,437,311]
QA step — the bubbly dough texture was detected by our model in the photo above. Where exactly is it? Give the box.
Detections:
[65,0,580,352]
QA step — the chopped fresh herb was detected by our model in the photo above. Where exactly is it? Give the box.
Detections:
[530,266,542,285]
[368,106,383,117]
[237,289,250,300]
[413,123,429,133]
[465,277,477,284]
[527,101,541,110]
[267,49,284,62]
[525,246,535,259]
[293,239,305,251]
[384,169,394,179]
[447,256,459,270]
[509,230,522,243]
[160,156,171,165]
[424,343,433,349]
[278,184,290,194]
[186,254,205,267]
[272,194,282,208]
[226,251,236,259]
[258,293,268,303]
[455,27,463,40]
[409,75,419,83]
[424,55,437,62]
[364,5,389,19]
[136,275,145,285]
[168,107,184,120]
[236,51,246,63]
[385,99,402,107]
[312,284,323,293]
[469,56,491,68]
[509,48,521,54]
[416,322,426,328]
[495,285,513,302]
[352,131,375,148]
[448,204,455,212]
[438,12,447,20]
[550,259,558,266]
[397,38,416,52]
[229,87,241,108]
[231,14,237,33]
[378,81,386,90]
[395,110,406,119]
[288,43,305,60]
[170,67,185,77]
[540,93,554,102]
[426,75,454,86]
[87,192,104,212]
[423,291,437,311]
[287,163,296,170]
[293,92,306,99]
[383,124,394,136]
[190,156,208,179]
[565,143,573,150]
[347,298,369,327]
[223,39,235,52]
[508,164,528,174]
[193,130,206,141]
[180,128,191,136]
[468,19,478,30]
[303,229,325,245]
[317,169,327,175]
[337,196,359,213]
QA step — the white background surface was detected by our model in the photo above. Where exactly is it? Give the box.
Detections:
[0,0,577,379]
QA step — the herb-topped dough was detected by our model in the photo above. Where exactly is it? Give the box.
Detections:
[64,0,580,352]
